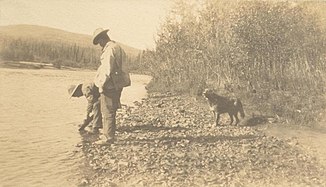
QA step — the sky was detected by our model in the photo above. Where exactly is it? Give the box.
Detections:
[0,0,173,49]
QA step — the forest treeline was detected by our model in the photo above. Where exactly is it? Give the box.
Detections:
[136,0,326,126]
[0,37,139,70]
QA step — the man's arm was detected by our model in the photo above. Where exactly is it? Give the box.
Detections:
[82,84,95,117]
[94,47,115,93]
[78,84,95,131]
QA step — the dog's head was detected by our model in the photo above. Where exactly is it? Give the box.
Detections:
[202,88,214,99]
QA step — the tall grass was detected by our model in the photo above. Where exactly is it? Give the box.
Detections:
[143,0,326,126]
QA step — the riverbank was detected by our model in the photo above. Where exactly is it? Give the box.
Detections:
[77,92,326,187]
[0,61,85,71]
[0,61,56,69]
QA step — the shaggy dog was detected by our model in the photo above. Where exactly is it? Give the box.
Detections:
[203,89,245,126]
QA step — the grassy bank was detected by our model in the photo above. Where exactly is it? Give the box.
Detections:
[146,79,326,130]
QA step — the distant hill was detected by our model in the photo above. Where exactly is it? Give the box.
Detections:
[0,24,142,70]
[0,24,141,58]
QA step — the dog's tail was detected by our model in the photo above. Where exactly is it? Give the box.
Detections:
[236,99,245,118]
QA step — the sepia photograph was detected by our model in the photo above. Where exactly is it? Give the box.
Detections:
[0,0,325,186]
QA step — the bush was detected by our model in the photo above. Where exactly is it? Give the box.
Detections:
[142,0,326,126]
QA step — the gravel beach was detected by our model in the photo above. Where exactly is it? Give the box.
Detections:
[77,92,326,187]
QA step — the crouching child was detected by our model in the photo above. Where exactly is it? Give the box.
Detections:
[68,82,102,133]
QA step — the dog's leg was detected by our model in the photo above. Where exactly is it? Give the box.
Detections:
[234,113,240,125]
[216,113,220,126]
[229,113,233,125]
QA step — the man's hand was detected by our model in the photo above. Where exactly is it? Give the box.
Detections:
[89,111,94,117]
[79,114,93,131]
[86,113,92,120]
[99,87,103,93]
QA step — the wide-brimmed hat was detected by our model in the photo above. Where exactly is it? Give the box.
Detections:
[68,84,82,98]
[92,28,109,45]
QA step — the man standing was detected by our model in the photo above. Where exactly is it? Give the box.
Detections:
[68,82,102,132]
[92,28,131,145]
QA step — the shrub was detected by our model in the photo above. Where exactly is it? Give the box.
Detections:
[142,0,326,126]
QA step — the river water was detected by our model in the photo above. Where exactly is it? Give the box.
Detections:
[0,68,151,187]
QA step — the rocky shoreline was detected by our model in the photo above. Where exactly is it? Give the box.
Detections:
[77,92,326,187]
